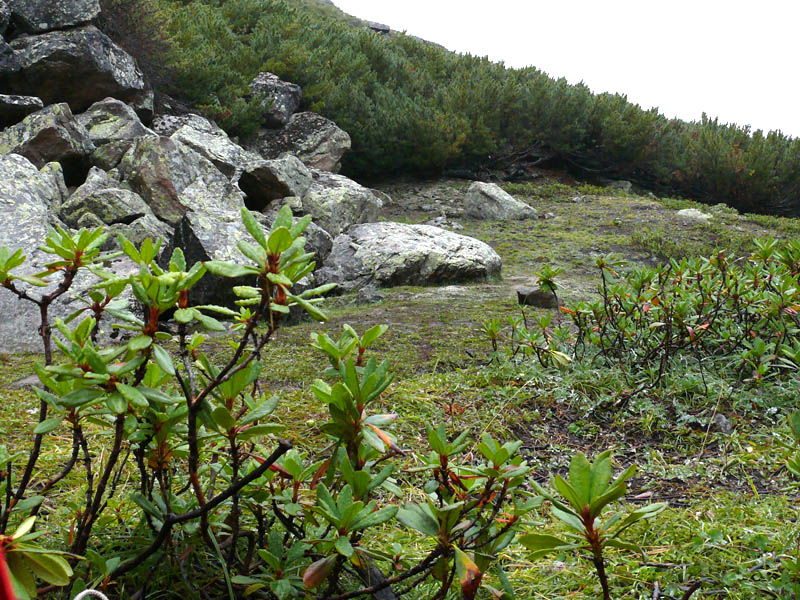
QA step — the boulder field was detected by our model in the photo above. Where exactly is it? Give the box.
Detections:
[0,1,534,353]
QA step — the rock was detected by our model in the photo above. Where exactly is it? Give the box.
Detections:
[365,21,390,34]
[355,285,385,304]
[38,161,68,209]
[5,374,42,390]
[0,153,76,352]
[607,180,633,194]
[116,135,241,226]
[676,208,712,222]
[0,1,9,35]
[168,115,312,209]
[712,413,733,434]
[91,138,137,171]
[169,114,242,176]
[249,71,302,128]
[1,26,150,114]
[7,0,100,33]
[0,103,94,184]
[240,154,313,211]
[60,166,154,228]
[316,222,502,291]
[516,286,558,308]
[151,113,213,137]
[76,97,155,146]
[0,94,43,127]
[301,170,382,236]
[246,112,351,172]
[464,182,538,220]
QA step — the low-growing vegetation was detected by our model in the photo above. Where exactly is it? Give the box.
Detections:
[3,178,800,599]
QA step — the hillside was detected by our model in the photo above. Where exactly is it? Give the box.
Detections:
[100,0,800,216]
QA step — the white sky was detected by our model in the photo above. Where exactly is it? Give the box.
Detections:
[332,0,800,138]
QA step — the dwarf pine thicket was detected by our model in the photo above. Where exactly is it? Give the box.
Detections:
[102,0,800,215]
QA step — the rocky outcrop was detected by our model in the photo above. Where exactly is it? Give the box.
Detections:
[0,26,150,115]
[240,154,312,210]
[246,112,351,172]
[464,182,538,220]
[0,103,94,184]
[116,135,241,226]
[7,0,100,34]
[59,167,165,240]
[0,94,43,127]
[316,222,502,291]
[168,115,312,210]
[300,170,382,236]
[76,97,155,146]
[249,71,302,128]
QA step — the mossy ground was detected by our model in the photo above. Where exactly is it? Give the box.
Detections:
[3,174,800,598]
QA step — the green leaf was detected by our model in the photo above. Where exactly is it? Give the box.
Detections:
[240,395,279,425]
[568,452,592,506]
[237,423,285,441]
[116,383,149,410]
[518,533,572,552]
[604,538,644,557]
[152,344,175,376]
[335,536,354,558]
[33,418,62,435]
[267,227,293,255]
[174,308,195,323]
[17,551,73,586]
[11,496,44,513]
[128,335,153,352]
[242,208,268,250]
[204,261,259,278]
[397,504,439,537]
[212,406,236,432]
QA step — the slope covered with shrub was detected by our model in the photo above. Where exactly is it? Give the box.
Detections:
[102,0,800,216]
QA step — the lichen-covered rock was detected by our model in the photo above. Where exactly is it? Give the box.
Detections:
[240,154,313,211]
[0,153,72,352]
[316,222,502,291]
[91,139,138,171]
[464,182,538,220]
[38,161,68,209]
[0,94,43,127]
[76,97,155,146]
[248,71,302,128]
[300,170,382,236]
[169,116,313,210]
[246,112,351,172]
[0,26,150,114]
[170,114,250,177]
[151,113,215,137]
[0,103,94,184]
[676,208,712,222]
[7,0,100,33]
[0,1,10,34]
[0,38,18,74]
[60,166,156,230]
[116,135,241,226]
